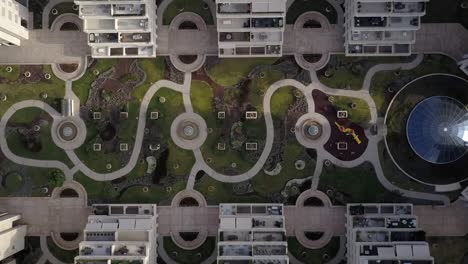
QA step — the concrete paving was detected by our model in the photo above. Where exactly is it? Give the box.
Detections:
[0,197,91,236]
[158,206,219,236]
[0,30,88,64]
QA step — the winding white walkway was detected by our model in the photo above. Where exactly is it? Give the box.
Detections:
[0,100,74,180]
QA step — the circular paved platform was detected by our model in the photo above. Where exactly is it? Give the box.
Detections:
[295,112,331,149]
[51,116,87,150]
[171,113,207,150]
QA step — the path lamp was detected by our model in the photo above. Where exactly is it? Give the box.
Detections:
[40,92,48,99]
[325,6,332,13]
[159,96,166,103]
[24,71,31,78]
[72,4,79,11]
[0,94,7,102]
[52,8,59,15]
[44,73,51,80]
[5,66,12,73]
[461,1,468,8]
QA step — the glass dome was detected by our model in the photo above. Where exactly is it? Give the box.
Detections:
[406,96,468,164]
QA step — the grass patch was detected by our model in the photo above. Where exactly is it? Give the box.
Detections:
[428,235,468,264]
[329,95,371,125]
[370,54,463,116]
[0,65,65,116]
[249,69,285,111]
[318,162,404,204]
[195,176,267,204]
[6,108,72,166]
[288,237,340,264]
[0,65,20,81]
[319,56,407,90]
[270,87,294,118]
[0,159,59,197]
[72,59,117,103]
[252,141,315,196]
[46,237,78,263]
[286,0,338,24]
[163,0,213,25]
[119,181,186,204]
[74,172,118,202]
[207,58,277,87]
[163,236,216,264]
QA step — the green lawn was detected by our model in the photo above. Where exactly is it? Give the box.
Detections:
[163,237,216,264]
[163,0,213,25]
[329,95,371,125]
[195,176,267,204]
[0,159,59,197]
[118,181,186,204]
[48,2,78,28]
[318,162,404,204]
[270,87,294,118]
[46,237,78,263]
[0,65,65,116]
[370,54,463,116]
[74,172,118,202]
[6,108,72,167]
[252,141,316,196]
[0,65,20,81]
[319,55,407,90]
[249,69,285,111]
[207,58,278,87]
[72,59,117,103]
[4,172,23,192]
[286,0,338,24]
[428,235,468,264]
[422,0,468,29]
[288,237,341,264]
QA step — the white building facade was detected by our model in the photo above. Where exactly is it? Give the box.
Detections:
[346,204,434,264]
[74,204,158,264]
[0,212,27,262]
[344,0,429,56]
[216,0,286,57]
[0,0,29,46]
[74,0,157,58]
[217,203,289,264]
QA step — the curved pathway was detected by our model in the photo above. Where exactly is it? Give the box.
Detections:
[43,0,75,30]
[40,235,69,264]
[0,100,74,180]
[187,79,313,188]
